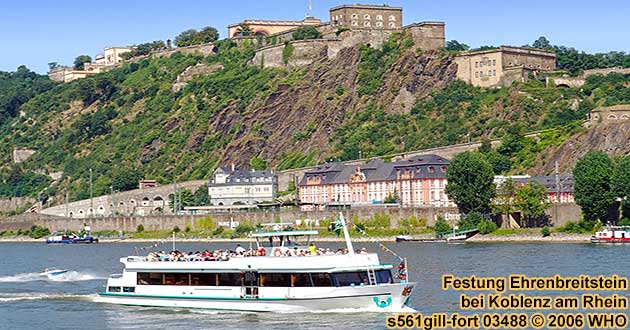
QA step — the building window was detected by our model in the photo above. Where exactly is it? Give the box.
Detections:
[475,61,478,68]
[364,14,371,20]
[389,15,396,21]
[376,15,383,21]
[364,21,371,27]
[492,59,496,66]
[375,21,383,27]
[352,20,358,26]
[388,22,396,28]
[351,13,358,19]
[429,166,435,173]
[493,70,496,76]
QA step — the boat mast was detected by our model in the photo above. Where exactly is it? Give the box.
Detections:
[339,212,355,255]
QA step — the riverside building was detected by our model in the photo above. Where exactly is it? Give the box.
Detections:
[207,166,277,206]
[298,155,455,209]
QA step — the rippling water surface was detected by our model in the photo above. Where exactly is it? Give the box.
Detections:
[1,242,628,329]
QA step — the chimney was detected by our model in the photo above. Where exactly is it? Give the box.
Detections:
[167,39,172,49]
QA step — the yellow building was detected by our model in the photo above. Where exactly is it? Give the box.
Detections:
[454,46,556,87]
[228,17,322,38]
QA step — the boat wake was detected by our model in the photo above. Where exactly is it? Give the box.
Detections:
[0,271,103,283]
[0,292,98,303]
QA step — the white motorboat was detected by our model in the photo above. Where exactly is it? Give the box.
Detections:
[41,269,69,278]
[98,213,415,312]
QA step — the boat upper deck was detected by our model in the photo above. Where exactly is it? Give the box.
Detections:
[121,253,386,272]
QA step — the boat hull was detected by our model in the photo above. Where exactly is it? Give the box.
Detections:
[591,237,630,243]
[46,237,98,244]
[96,282,415,312]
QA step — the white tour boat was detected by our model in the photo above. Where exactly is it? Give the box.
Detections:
[97,213,415,312]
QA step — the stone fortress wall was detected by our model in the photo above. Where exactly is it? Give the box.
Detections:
[548,67,630,89]
[40,180,207,219]
[242,4,445,69]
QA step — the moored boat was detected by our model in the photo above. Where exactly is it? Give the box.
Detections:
[46,232,98,244]
[591,226,630,243]
[97,213,415,312]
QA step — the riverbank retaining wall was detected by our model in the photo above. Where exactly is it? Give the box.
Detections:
[0,203,581,233]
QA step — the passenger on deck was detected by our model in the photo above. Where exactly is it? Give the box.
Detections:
[235,244,246,254]
[308,243,317,255]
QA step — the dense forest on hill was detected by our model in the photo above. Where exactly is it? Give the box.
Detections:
[1,34,630,206]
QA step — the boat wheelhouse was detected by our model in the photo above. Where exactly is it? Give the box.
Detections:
[98,214,415,312]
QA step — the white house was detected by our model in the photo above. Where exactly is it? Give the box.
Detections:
[207,166,277,206]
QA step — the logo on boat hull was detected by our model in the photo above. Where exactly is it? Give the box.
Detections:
[373,296,392,308]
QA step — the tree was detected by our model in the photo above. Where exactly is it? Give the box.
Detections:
[249,156,267,170]
[73,55,92,70]
[236,24,253,37]
[174,27,219,47]
[514,181,550,227]
[120,40,166,60]
[493,178,517,224]
[445,151,496,214]
[532,36,552,50]
[445,40,470,52]
[292,26,322,40]
[48,62,60,71]
[573,151,615,222]
[433,217,451,234]
[111,166,143,191]
[612,156,630,219]
[192,185,209,206]
[198,26,219,43]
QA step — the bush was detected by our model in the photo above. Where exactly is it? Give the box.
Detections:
[197,216,215,230]
[211,226,224,236]
[619,218,630,226]
[477,219,498,235]
[136,224,145,233]
[234,223,255,236]
[28,225,50,239]
[173,226,181,233]
[458,212,484,229]
[434,217,451,234]
[292,27,322,40]
[541,226,551,237]
[558,220,599,234]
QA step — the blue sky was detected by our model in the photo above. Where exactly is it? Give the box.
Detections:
[1,0,628,73]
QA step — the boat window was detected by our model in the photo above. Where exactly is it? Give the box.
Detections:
[333,271,369,286]
[310,273,334,287]
[291,273,313,287]
[191,273,218,286]
[137,272,163,285]
[164,273,189,286]
[375,270,393,284]
[123,287,135,293]
[260,273,292,287]
[217,273,242,286]
[108,286,121,292]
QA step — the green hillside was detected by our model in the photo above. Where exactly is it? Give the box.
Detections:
[1,35,630,205]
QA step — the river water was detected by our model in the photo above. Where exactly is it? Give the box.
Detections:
[0,242,627,329]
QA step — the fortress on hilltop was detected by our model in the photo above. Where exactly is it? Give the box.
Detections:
[233,3,556,87]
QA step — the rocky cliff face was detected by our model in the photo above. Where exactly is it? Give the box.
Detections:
[534,122,630,174]
[219,47,458,168]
